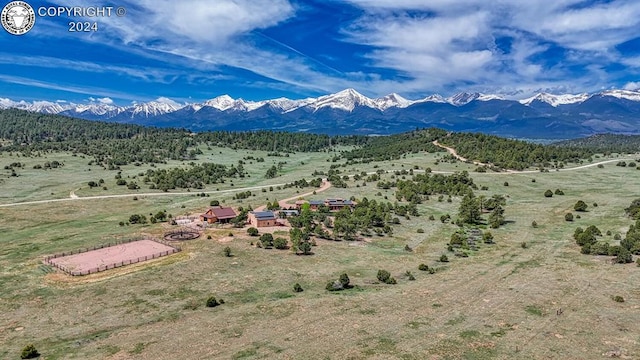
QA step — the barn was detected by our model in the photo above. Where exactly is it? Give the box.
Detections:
[200,206,237,224]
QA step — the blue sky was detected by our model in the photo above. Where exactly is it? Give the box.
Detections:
[1,0,640,105]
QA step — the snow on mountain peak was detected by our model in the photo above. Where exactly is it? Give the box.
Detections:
[600,89,640,101]
[519,92,590,107]
[374,93,412,110]
[203,95,236,111]
[130,100,183,117]
[447,92,481,106]
[420,94,447,103]
[312,88,378,112]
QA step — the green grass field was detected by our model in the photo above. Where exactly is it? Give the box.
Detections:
[1,148,639,359]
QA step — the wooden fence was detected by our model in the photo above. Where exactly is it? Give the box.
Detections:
[43,237,181,276]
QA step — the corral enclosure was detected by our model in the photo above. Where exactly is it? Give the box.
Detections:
[45,239,180,276]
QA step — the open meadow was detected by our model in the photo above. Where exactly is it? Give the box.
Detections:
[1,146,640,359]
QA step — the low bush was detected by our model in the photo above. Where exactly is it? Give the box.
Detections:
[21,344,39,359]
[206,296,221,307]
[377,269,397,284]
[405,271,415,281]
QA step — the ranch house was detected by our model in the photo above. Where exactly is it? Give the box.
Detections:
[200,206,237,224]
[295,198,356,212]
[248,211,278,227]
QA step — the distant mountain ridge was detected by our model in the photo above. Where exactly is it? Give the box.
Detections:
[1,88,640,138]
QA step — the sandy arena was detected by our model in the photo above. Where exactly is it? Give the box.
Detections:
[46,239,178,276]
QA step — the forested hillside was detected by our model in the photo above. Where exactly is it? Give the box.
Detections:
[553,134,640,154]
[4,110,636,171]
[196,130,368,152]
[0,110,367,165]
[436,132,596,170]
[341,128,446,161]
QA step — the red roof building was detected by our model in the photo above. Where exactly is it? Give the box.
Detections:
[200,206,237,224]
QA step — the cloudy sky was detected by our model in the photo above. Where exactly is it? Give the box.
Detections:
[1,0,640,104]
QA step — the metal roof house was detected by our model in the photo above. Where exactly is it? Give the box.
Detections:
[248,211,279,227]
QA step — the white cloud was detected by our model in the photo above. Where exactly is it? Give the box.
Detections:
[623,82,640,90]
[97,97,114,105]
[155,97,180,107]
[38,0,640,98]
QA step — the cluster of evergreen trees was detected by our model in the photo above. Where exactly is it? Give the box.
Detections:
[0,109,198,165]
[0,109,367,166]
[554,134,640,154]
[576,199,640,263]
[342,128,445,162]
[437,132,595,170]
[142,163,247,191]
[196,130,368,152]
[388,171,476,203]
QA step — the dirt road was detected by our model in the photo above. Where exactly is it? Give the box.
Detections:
[254,179,332,212]
[432,139,634,174]
[0,183,289,208]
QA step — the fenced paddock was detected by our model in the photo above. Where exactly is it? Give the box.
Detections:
[44,238,181,276]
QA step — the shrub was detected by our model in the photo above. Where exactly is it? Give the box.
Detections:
[21,344,39,359]
[544,190,553,197]
[339,273,351,288]
[483,231,494,244]
[273,237,288,250]
[405,271,416,281]
[206,296,220,307]
[207,235,212,240]
[416,228,425,233]
[521,242,528,249]
[614,233,622,240]
[637,258,640,267]
[210,200,220,206]
[259,233,274,248]
[593,203,598,207]
[531,220,538,228]
[377,269,396,284]
[404,244,413,252]
[574,200,588,212]
[565,213,574,221]
[247,227,259,236]
[418,263,429,271]
[428,267,436,274]
[615,248,633,264]
[293,283,303,293]
[503,181,509,186]
[439,254,449,262]
[554,189,564,195]
[597,164,604,168]
[613,295,625,303]
[428,215,435,221]
[223,246,232,257]
[531,178,536,182]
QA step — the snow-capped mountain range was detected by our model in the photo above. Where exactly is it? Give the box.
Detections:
[2,88,640,138]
